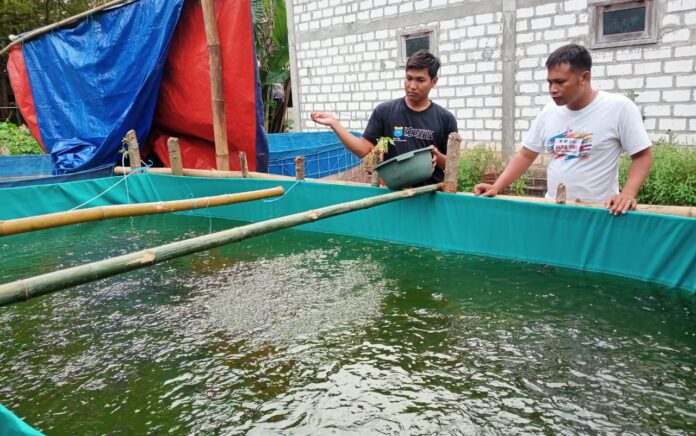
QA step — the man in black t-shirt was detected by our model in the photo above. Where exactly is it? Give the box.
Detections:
[310,49,458,183]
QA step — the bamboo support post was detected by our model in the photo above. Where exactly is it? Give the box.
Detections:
[239,152,249,178]
[443,132,462,193]
[126,129,141,169]
[0,187,284,238]
[0,0,130,55]
[201,0,230,171]
[0,184,442,306]
[167,137,183,176]
[295,156,305,180]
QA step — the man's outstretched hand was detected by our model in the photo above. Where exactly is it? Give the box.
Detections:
[474,183,500,197]
[310,112,337,128]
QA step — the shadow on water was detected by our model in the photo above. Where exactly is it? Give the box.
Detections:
[0,214,694,434]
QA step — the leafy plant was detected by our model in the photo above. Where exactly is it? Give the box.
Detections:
[366,136,393,167]
[457,145,503,192]
[509,173,530,196]
[0,122,43,155]
[620,142,696,206]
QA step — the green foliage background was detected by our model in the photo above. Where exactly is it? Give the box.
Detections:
[620,143,696,206]
[0,121,42,154]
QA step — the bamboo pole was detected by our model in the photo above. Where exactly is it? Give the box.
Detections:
[115,166,295,180]
[295,156,305,180]
[126,129,141,169]
[456,192,696,218]
[443,132,462,193]
[167,137,183,176]
[0,0,133,56]
[0,184,441,306]
[0,187,284,237]
[113,166,696,218]
[201,0,230,171]
[239,152,249,178]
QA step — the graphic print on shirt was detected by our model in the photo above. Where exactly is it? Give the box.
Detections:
[393,126,404,138]
[392,125,435,143]
[546,130,593,160]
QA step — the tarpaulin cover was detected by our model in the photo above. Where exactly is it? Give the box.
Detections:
[8,0,184,174]
[1,174,694,292]
[0,404,43,435]
[268,132,362,178]
[149,0,268,172]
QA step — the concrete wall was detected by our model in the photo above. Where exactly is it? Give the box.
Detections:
[287,0,696,149]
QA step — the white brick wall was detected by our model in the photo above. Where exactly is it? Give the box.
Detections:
[291,0,696,146]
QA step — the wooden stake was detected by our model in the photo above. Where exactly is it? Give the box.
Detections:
[370,154,382,187]
[201,0,230,171]
[443,132,462,193]
[126,129,141,169]
[0,184,442,306]
[239,151,249,178]
[167,137,183,176]
[556,183,567,204]
[0,187,284,237]
[295,156,305,180]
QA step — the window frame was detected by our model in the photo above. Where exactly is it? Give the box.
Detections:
[398,26,438,66]
[589,0,658,49]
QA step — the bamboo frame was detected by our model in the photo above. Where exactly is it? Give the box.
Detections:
[1,0,134,56]
[0,186,284,237]
[201,0,230,171]
[456,192,696,218]
[113,166,696,218]
[0,184,441,306]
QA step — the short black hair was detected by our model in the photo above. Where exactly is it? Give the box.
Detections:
[406,49,441,78]
[545,44,592,72]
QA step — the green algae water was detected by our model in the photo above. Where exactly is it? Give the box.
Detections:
[0,214,694,434]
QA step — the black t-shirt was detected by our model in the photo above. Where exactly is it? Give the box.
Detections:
[362,98,458,182]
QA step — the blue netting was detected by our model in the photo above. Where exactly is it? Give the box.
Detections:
[267,131,363,178]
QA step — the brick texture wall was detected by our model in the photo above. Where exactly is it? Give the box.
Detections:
[289,0,696,148]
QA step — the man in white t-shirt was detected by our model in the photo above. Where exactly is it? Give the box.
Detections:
[474,44,653,215]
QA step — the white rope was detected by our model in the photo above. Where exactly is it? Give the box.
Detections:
[68,165,149,211]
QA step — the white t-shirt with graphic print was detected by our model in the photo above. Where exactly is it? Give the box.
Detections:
[523,91,651,203]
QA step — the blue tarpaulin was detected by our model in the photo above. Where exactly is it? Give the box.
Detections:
[268,131,363,178]
[21,0,184,174]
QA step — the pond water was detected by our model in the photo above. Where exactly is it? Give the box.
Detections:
[1,214,694,435]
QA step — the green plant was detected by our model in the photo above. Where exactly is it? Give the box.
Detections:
[619,142,696,206]
[457,145,503,192]
[0,122,43,155]
[509,173,530,196]
[366,136,393,167]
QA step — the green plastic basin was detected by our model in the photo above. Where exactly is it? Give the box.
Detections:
[374,146,434,190]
